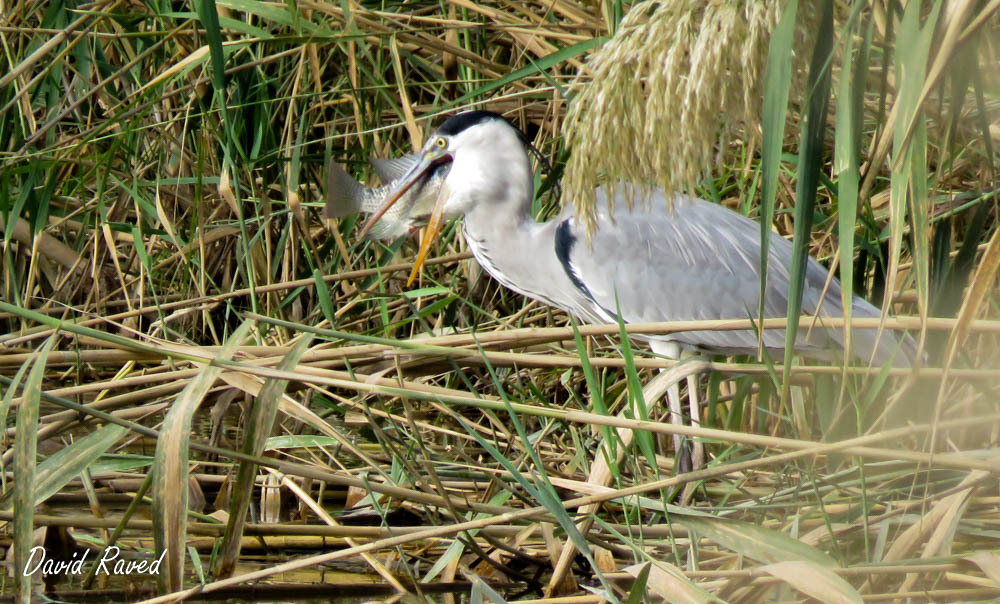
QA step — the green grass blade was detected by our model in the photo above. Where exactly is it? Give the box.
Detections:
[2,423,128,510]
[313,268,336,325]
[625,560,719,603]
[0,355,31,493]
[679,516,837,567]
[758,0,799,349]
[446,379,617,602]
[781,0,834,405]
[571,320,617,453]
[834,5,865,365]
[892,1,942,328]
[13,334,55,602]
[441,37,607,111]
[152,319,254,592]
[216,334,313,578]
[828,2,869,435]
[615,307,657,478]
[469,576,508,603]
[422,491,512,583]
[195,0,227,102]
[624,561,651,604]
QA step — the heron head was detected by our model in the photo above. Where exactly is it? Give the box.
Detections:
[360,111,532,284]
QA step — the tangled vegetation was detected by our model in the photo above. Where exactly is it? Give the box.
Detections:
[1,0,999,601]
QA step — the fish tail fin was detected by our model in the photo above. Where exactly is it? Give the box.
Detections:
[324,162,364,219]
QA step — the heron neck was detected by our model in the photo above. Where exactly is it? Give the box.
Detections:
[462,200,540,253]
[459,156,538,255]
[461,202,570,308]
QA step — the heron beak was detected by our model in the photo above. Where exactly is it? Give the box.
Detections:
[357,153,436,240]
[357,150,451,285]
[407,183,449,285]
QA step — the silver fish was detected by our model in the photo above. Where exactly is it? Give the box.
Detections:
[324,153,449,240]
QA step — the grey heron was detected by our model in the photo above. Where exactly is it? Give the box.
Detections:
[357,109,913,472]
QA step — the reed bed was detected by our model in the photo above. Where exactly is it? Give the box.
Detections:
[1,1,999,602]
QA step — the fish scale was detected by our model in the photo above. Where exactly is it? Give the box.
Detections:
[325,154,448,240]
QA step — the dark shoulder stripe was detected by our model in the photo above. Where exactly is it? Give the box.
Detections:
[555,220,595,299]
[555,219,621,322]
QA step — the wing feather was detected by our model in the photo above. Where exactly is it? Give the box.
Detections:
[559,188,909,364]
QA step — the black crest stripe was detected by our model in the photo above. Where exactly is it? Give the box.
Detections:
[436,111,533,148]
[437,111,500,136]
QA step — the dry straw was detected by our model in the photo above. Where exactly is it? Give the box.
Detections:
[561,0,815,231]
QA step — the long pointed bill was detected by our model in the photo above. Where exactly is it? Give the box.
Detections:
[407,183,449,286]
[358,152,442,240]
[358,175,419,240]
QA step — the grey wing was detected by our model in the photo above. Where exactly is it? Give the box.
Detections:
[560,189,908,364]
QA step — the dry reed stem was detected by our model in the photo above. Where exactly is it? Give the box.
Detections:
[2,0,998,598]
[132,414,1000,603]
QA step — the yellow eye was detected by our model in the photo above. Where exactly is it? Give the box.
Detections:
[435,137,447,149]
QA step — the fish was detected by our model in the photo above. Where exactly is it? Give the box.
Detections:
[324,153,450,240]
